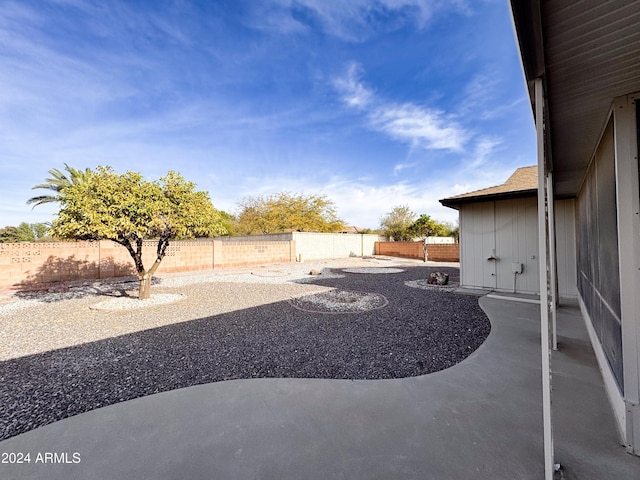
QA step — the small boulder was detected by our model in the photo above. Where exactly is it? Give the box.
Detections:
[426,272,449,285]
[309,269,322,276]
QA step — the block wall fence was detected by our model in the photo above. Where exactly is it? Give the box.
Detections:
[0,238,295,291]
[374,242,460,262]
[0,234,458,292]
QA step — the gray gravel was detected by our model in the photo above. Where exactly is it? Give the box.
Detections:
[0,259,489,441]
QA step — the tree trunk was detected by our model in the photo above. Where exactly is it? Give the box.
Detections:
[139,273,152,300]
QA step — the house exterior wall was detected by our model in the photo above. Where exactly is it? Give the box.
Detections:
[576,96,640,449]
[555,199,578,298]
[495,196,539,293]
[459,197,576,297]
[460,202,497,290]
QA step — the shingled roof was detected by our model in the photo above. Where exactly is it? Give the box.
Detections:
[440,166,538,209]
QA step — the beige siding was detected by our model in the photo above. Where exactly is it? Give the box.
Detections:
[460,202,496,289]
[495,196,539,293]
[459,197,576,296]
[555,199,578,298]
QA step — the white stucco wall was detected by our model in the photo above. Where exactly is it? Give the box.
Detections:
[222,232,385,261]
[291,232,385,260]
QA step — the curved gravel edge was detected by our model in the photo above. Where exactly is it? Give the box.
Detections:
[342,267,405,274]
[288,289,388,314]
[0,263,490,442]
[90,294,185,310]
[404,279,460,292]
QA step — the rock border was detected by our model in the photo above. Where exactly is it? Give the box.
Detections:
[341,267,405,274]
[288,289,389,314]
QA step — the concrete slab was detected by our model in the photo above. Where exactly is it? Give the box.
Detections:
[1,297,638,479]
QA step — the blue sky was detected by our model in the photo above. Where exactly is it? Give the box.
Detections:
[0,0,535,229]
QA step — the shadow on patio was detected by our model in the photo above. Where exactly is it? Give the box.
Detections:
[0,295,638,479]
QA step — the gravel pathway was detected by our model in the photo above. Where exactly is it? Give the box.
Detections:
[0,259,489,441]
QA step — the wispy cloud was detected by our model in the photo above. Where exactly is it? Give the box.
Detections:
[234,172,463,228]
[460,72,528,120]
[0,0,535,230]
[370,103,467,151]
[244,0,472,41]
[393,161,418,175]
[334,63,468,152]
[332,63,374,108]
[466,136,503,169]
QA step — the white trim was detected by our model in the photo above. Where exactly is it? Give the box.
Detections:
[547,173,558,350]
[613,93,640,454]
[535,78,555,480]
[578,294,627,440]
[486,294,540,305]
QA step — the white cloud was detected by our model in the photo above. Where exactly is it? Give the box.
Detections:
[459,73,528,120]
[274,0,470,41]
[370,103,466,151]
[242,0,473,41]
[464,136,503,170]
[332,63,374,108]
[231,172,466,228]
[392,161,418,175]
[334,63,468,152]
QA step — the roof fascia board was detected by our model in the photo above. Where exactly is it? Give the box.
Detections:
[440,189,537,209]
[509,0,545,82]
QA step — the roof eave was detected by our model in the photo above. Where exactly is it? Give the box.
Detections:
[440,189,537,210]
[509,0,545,83]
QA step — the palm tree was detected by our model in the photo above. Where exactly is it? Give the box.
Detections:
[27,164,92,208]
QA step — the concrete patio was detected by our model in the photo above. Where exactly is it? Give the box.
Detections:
[1,295,638,479]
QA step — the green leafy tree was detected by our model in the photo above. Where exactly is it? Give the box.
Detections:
[31,222,52,241]
[27,164,93,208]
[15,222,36,242]
[0,226,20,243]
[409,214,448,239]
[50,166,227,299]
[442,221,459,242]
[379,205,416,241]
[217,210,237,236]
[0,223,50,243]
[408,214,449,261]
[235,192,344,235]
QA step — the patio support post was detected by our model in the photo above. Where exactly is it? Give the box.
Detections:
[535,78,555,480]
[547,173,558,350]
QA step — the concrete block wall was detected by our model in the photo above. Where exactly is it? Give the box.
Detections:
[0,238,296,291]
[425,244,460,262]
[375,241,424,259]
[213,240,295,268]
[0,241,104,289]
[222,233,385,261]
[291,232,385,260]
[374,242,460,262]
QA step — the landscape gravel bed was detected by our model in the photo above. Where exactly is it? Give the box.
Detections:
[0,262,490,441]
[288,289,388,313]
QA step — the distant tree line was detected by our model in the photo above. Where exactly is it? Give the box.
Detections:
[16,164,457,298]
[234,192,344,235]
[379,205,458,242]
[0,223,51,243]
